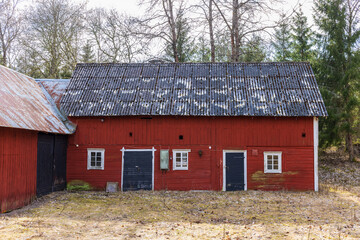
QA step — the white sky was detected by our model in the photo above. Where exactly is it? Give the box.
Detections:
[81,0,315,22]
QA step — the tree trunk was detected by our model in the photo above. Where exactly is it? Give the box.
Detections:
[164,0,179,62]
[231,0,239,62]
[209,0,215,62]
[346,132,355,161]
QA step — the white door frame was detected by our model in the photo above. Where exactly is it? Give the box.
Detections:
[223,150,247,191]
[121,147,156,191]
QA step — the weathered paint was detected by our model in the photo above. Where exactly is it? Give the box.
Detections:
[0,65,72,134]
[66,116,315,191]
[0,127,37,213]
[36,79,70,108]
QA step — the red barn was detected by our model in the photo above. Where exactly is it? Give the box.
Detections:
[0,66,74,213]
[61,62,327,191]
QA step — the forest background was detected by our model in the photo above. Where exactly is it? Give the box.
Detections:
[0,0,359,160]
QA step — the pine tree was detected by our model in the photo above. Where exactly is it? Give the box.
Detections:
[239,35,267,62]
[80,41,95,63]
[314,0,360,160]
[272,14,292,62]
[291,7,313,61]
[164,9,195,62]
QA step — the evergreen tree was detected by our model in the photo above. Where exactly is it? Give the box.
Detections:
[193,36,211,62]
[80,40,95,63]
[164,9,195,62]
[314,0,360,160]
[239,35,267,62]
[272,14,292,61]
[291,7,313,61]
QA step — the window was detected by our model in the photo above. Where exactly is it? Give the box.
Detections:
[173,150,190,170]
[87,149,105,170]
[264,152,282,173]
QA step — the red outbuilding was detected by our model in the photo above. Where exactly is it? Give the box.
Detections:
[60,62,327,192]
[0,66,74,213]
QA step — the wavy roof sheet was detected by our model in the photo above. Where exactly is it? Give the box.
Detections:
[0,65,73,134]
[60,62,328,117]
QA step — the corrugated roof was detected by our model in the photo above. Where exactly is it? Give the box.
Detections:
[60,62,328,117]
[36,79,70,108]
[0,65,73,134]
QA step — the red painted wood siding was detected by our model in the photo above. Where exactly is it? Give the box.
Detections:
[66,116,314,191]
[0,127,37,213]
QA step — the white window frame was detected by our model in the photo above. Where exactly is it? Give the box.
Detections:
[173,149,190,170]
[87,148,105,170]
[264,151,282,173]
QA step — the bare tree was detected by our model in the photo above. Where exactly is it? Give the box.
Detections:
[194,0,216,62]
[212,0,277,62]
[139,0,193,62]
[0,0,22,67]
[87,8,148,63]
[22,0,85,78]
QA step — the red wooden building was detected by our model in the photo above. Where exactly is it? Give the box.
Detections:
[60,62,327,191]
[0,66,73,213]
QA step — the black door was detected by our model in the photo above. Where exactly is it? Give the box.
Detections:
[123,151,152,191]
[37,133,67,196]
[53,135,67,191]
[225,152,245,191]
[37,133,54,196]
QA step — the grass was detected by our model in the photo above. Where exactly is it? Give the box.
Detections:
[1,151,360,239]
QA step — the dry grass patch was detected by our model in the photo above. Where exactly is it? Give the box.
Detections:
[1,151,360,239]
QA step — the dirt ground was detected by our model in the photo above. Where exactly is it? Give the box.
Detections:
[1,150,360,239]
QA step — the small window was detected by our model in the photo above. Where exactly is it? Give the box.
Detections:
[173,150,190,170]
[264,152,282,173]
[87,149,105,170]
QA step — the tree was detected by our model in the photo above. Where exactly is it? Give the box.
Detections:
[21,0,85,78]
[272,14,292,61]
[314,0,360,160]
[164,8,195,62]
[291,6,313,61]
[212,0,277,62]
[239,35,267,62]
[80,40,95,63]
[87,8,147,63]
[139,0,193,62]
[0,0,22,67]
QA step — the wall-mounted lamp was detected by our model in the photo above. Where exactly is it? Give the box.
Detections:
[100,118,105,122]
[75,144,79,148]
[198,150,203,157]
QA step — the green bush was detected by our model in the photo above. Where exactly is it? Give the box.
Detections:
[67,180,92,191]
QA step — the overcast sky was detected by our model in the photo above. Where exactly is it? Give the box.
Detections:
[78,0,315,22]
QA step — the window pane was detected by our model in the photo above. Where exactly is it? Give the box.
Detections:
[182,152,187,158]
[176,163,181,167]
[273,155,278,160]
[267,164,272,170]
[267,159,272,165]
[267,155,272,161]
[273,164,278,169]
[183,159,188,163]
[176,153,181,158]
[91,152,95,158]
[91,160,95,166]
[274,160,278,165]
[96,161,101,167]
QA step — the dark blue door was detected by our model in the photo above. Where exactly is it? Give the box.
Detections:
[225,152,245,191]
[123,151,152,191]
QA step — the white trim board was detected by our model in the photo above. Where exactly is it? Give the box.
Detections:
[223,150,247,191]
[121,147,156,191]
[314,117,319,192]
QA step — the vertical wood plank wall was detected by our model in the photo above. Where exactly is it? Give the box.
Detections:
[66,116,314,191]
[0,127,37,213]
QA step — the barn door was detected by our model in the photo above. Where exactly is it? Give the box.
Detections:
[122,151,153,191]
[37,133,54,196]
[53,135,67,191]
[225,152,245,191]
